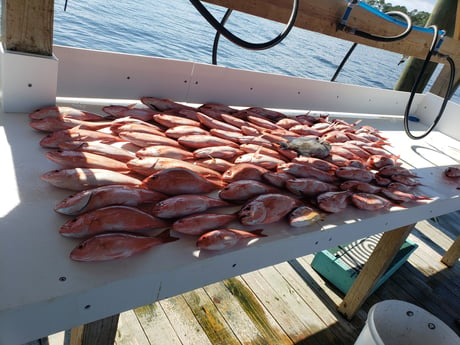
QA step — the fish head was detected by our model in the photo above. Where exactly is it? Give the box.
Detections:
[54,191,92,216]
[197,230,238,250]
[59,217,88,238]
[69,240,94,261]
[40,169,64,183]
[238,200,267,225]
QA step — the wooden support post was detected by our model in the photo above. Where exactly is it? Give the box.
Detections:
[441,235,460,267]
[394,0,457,93]
[69,314,120,345]
[1,0,54,56]
[429,63,460,97]
[337,224,415,320]
[430,0,460,97]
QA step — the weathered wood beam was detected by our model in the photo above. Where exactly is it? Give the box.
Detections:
[202,0,460,66]
[1,0,54,56]
[337,224,415,320]
[454,0,460,40]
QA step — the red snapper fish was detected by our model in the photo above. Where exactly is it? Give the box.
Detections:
[119,131,182,148]
[196,112,241,132]
[70,230,179,262]
[41,168,143,191]
[172,213,238,236]
[334,167,374,183]
[285,178,338,196]
[366,155,400,169]
[45,150,130,172]
[59,205,171,238]
[39,128,124,148]
[54,184,167,216]
[111,123,166,137]
[196,228,267,251]
[29,106,111,121]
[234,153,285,170]
[277,163,337,183]
[178,134,240,149]
[195,158,234,173]
[141,96,197,112]
[151,195,231,219]
[350,193,399,211]
[379,189,431,203]
[317,191,352,213]
[29,116,112,132]
[142,167,226,195]
[193,146,244,160]
[288,206,324,227]
[238,193,303,225]
[261,171,295,188]
[222,163,268,182]
[209,128,244,143]
[444,166,460,178]
[291,156,338,171]
[102,105,157,121]
[58,141,136,162]
[339,180,382,194]
[218,179,281,202]
[136,145,195,160]
[164,125,209,139]
[153,113,201,128]
[126,157,222,181]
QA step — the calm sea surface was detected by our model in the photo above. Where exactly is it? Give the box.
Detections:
[52,0,460,103]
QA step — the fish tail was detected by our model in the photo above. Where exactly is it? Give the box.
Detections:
[251,229,268,238]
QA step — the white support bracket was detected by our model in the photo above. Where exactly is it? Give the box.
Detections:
[0,45,58,113]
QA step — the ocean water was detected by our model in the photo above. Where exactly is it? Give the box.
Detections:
[52,0,460,103]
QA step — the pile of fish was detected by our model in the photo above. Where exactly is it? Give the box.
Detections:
[30,97,430,262]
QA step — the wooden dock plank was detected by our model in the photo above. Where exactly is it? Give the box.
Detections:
[203,279,291,345]
[159,295,213,345]
[181,288,241,345]
[241,269,323,345]
[133,303,182,345]
[115,311,150,345]
[273,261,361,344]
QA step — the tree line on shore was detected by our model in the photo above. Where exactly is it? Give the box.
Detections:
[364,0,431,26]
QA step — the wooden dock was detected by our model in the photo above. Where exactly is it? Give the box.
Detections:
[35,212,459,345]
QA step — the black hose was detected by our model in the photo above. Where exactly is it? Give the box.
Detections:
[332,11,412,82]
[331,43,358,82]
[212,8,232,65]
[403,25,456,140]
[188,0,299,51]
[353,11,413,42]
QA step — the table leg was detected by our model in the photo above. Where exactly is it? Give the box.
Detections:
[70,314,120,345]
[441,235,460,267]
[337,224,415,320]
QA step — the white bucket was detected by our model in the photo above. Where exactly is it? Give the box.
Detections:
[354,300,459,345]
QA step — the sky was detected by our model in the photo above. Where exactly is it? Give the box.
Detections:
[392,0,436,12]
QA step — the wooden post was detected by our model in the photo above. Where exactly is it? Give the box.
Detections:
[337,224,415,320]
[69,314,120,345]
[441,235,460,267]
[1,0,54,56]
[429,0,460,97]
[394,0,457,94]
